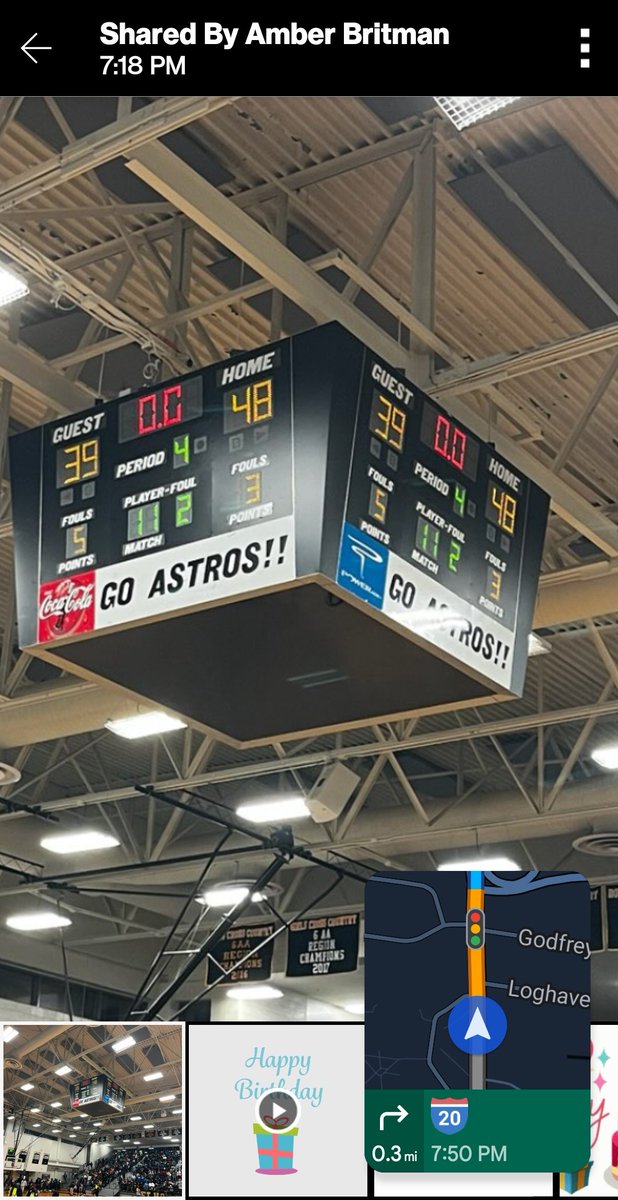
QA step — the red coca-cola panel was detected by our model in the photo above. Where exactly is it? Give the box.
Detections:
[38,571,95,643]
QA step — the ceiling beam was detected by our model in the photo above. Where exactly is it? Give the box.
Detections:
[229,125,430,209]
[127,141,618,557]
[0,97,238,213]
[0,98,23,138]
[3,695,618,820]
[10,774,618,891]
[49,251,338,370]
[0,334,91,413]
[552,349,618,473]
[2,202,176,221]
[433,321,618,397]
[15,1025,75,1056]
[128,141,408,369]
[0,226,191,375]
[535,559,618,626]
[342,157,415,304]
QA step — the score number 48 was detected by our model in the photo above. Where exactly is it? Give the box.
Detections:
[488,485,517,535]
[226,379,273,427]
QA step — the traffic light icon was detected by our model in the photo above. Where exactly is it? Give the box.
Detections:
[466,907,485,949]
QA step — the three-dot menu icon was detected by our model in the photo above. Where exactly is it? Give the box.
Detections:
[581,27,590,68]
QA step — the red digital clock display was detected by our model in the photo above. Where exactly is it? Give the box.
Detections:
[420,401,480,482]
[118,375,204,444]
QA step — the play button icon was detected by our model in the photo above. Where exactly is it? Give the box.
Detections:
[256,1089,300,1131]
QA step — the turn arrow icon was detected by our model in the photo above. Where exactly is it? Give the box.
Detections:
[379,1103,408,1131]
[21,34,52,63]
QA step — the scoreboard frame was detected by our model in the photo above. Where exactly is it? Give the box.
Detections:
[10,323,549,747]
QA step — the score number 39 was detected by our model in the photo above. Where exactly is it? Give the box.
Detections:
[57,439,100,487]
[371,393,407,453]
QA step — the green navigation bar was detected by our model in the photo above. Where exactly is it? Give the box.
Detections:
[365,1088,590,1172]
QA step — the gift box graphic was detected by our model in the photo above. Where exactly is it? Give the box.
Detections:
[559,1162,592,1193]
[253,1123,299,1175]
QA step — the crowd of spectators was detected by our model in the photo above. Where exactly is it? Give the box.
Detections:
[115,1147,180,1196]
[4,1174,62,1195]
[3,1149,181,1197]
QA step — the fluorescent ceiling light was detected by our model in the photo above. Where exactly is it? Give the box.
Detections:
[50,1102,62,1109]
[105,711,186,740]
[93,1123,102,1127]
[79,1113,88,1119]
[112,1035,136,1053]
[237,797,308,823]
[114,1129,123,1133]
[3,1026,19,1043]
[528,632,551,657]
[225,984,283,1000]
[143,1125,154,1129]
[55,1065,72,1076]
[7,912,72,931]
[143,1072,163,1082]
[434,96,522,129]
[172,1109,182,1115]
[129,1116,142,1121]
[172,1139,179,1143]
[438,857,520,871]
[123,1138,130,1142]
[197,885,265,907]
[0,264,29,307]
[69,1134,76,1138]
[343,1001,365,1014]
[41,831,120,855]
[32,1123,40,1128]
[158,1094,176,1103]
[52,1119,61,1124]
[591,744,618,770]
[133,1141,141,1145]
[21,1083,34,1091]
[29,1109,41,1114]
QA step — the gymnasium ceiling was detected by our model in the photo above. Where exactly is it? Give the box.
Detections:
[1,95,618,1013]
[3,1022,182,1143]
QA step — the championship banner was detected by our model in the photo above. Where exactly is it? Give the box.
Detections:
[606,884,618,950]
[286,912,360,977]
[207,922,275,983]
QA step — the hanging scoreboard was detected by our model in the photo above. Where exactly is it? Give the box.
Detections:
[69,1074,126,1114]
[10,323,549,746]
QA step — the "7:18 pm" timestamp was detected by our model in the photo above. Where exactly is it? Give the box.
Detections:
[432,1144,507,1163]
[100,55,186,75]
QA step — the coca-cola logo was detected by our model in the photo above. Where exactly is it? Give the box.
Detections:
[39,581,94,620]
[38,572,96,643]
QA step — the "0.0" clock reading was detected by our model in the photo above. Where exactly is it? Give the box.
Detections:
[118,376,204,443]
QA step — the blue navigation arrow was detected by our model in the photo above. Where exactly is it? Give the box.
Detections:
[448,995,507,1054]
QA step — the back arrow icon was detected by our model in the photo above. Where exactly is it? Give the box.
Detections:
[21,34,52,63]
[379,1104,408,1131]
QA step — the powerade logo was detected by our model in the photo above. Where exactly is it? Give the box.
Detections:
[337,523,387,608]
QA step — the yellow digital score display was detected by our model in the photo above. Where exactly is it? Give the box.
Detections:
[56,438,100,489]
[486,485,517,535]
[369,390,407,453]
[369,482,388,524]
[245,472,262,506]
[223,378,274,434]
